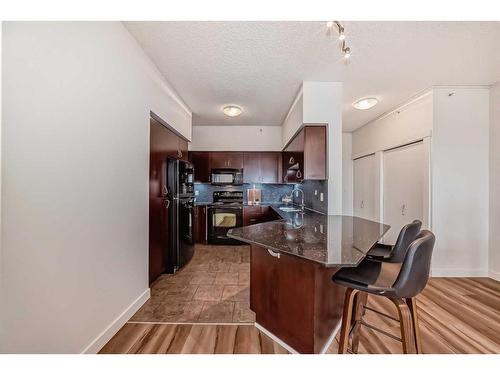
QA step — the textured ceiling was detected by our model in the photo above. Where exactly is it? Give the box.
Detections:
[124,21,500,131]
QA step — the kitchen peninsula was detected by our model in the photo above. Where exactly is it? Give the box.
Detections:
[228,206,390,354]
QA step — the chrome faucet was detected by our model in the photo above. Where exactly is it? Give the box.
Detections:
[290,187,305,210]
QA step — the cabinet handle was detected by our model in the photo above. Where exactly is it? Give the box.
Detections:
[162,185,168,196]
[163,199,170,208]
[361,200,364,209]
[401,204,406,216]
[289,156,295,165]
[267,249,280,259]
[296,170,302,179]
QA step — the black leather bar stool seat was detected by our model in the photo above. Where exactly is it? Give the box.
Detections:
[366,219,422,262]
[333,230,435,354]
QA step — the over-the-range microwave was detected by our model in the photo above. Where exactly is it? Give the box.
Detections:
[211,168,243,185]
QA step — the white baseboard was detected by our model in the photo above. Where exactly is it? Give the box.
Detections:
[431,268,488,277]
[255,321,341,354]
[81,288,150,354]
[489,269,500,281]
[255,323,298,354]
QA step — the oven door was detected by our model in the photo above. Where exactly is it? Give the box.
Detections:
[207,205,243,244]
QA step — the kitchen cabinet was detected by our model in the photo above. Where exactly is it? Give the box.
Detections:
[150,116,189,161]
[178,138,188,161]
[194,205,207,244]
[210,152,243,169]
[282,126,326,183]
[243,205,281,225]
[243,152,281,183]
[189,151,211,183]
[250,244,343,353]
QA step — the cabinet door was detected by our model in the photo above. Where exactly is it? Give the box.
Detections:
[189,152,210,183]
[304,126,326,179]
[382,141,426,244]
[178,138,188,161]
[260,152,281,183]
[243,153,260,183]
[150,117,179,159]
[194,205,207,244]
[243,206,263,226]
[210,152,228,169]
[353,154,377,221]
[226,152,243,169]
[250,245,279,332]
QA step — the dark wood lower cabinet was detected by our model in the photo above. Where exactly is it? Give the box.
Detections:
[243,205,281,226]
[194,205,207,244]
[250,244,345,353]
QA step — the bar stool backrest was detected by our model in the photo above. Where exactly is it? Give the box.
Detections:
[389,219,422,263]
[392,230,435,298]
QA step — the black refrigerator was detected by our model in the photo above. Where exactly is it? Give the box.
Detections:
[166,158,195,273]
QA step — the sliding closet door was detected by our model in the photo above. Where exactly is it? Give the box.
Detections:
[383,141,427,244]
[353,154,377,221]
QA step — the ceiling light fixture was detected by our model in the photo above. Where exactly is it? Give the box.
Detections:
[353,97,378,110]
[327,21,352,60]
[222,105,243,117]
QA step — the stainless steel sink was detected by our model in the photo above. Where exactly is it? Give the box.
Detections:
[279,206,304,212]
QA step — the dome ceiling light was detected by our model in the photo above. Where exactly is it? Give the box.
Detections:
[222,105,243,117]
[353,97,379,110]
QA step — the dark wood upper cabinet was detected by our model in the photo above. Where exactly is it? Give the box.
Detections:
[178,138,188,161]
[243,153,260,183]
[189,151,210,183]
[226,152,243,169]
[260,152,282,183]
[303,126,326,180]
[243,152,281,183]
[210,152,243,169]
[282,126,326,182]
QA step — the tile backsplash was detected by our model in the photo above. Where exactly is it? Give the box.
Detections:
[194,180,328,214]
[293,180,328,214]
[194,183,294,204]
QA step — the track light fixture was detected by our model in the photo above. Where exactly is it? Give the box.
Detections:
[326,21,352,60]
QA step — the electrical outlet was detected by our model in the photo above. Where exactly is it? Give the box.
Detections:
[320,192,324,202]
[195,190,199,196]
[314,190,318,196]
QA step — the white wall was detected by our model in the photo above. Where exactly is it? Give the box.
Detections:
[352,92,433,158]
[431,88,490,276]
[1,22,191,353]
[489,82,500,280]
[342,133,353,215]
[189,125,282,151]
[352,87,490,277]
[302,82,343,215]
[282,90,303,147]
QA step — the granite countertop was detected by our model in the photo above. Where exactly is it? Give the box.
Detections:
[228,205,390,268]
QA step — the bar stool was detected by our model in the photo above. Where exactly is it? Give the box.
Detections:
[366,219,422,262]
[333,230,435,354]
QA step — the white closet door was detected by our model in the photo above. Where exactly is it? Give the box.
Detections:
[382,141,426,244]
[353,154,376,221]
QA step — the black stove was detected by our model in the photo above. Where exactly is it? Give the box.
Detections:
[207,191,244,245]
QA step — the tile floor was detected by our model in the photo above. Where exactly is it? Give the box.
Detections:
[129,244,255,323]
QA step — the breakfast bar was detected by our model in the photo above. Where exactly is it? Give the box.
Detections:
[228,207,390,354]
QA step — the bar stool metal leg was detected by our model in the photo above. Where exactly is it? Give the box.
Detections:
[338,288,359,354]
[392,299,417,354]
[351,292,367,353]
[406,297,423,353]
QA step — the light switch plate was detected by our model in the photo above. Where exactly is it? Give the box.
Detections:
[320,192,324,202]
[314,190,318,196]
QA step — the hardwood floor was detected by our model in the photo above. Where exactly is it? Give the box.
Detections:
[100,277,500,354]
[100,324,288,354]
